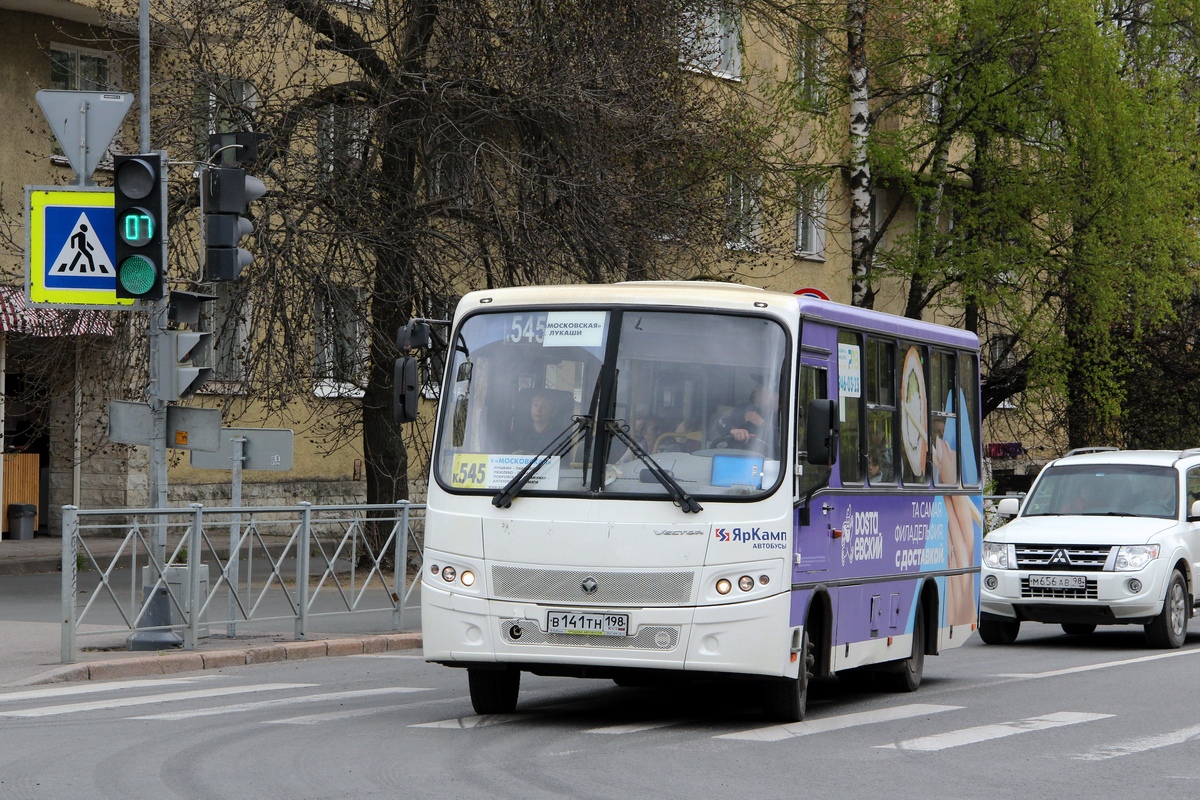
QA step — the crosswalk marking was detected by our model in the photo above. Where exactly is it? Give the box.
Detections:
[878,711,1114,752]
[411,713,526,729]
[716,704,962,742]
[130,687,430,721]
[1074,722,1200,761]
[264,704,417,725]
[0,683,314,718]
[0,677,209,704]
[585,720,681,734]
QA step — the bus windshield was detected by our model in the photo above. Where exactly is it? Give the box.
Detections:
[433,307,789,500]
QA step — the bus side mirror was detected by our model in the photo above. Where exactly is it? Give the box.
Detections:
[805,398,839,466]
[397,320,431,351]
[393,356,420,424]
[996,497,1021,517]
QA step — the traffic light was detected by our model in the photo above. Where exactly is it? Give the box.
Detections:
[113,153,166,300]
[157,330,213,402]
[203,166,265,282]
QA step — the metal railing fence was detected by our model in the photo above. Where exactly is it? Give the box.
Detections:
[61,501,425,663]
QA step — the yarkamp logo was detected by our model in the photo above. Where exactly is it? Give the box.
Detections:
[714,527,788,550]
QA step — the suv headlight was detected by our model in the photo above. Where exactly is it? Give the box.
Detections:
[983,541,1010,569]
[1115,544,1160,572]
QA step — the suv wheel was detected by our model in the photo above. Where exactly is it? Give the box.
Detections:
[1145,570,1188,649]
[978,616,1020,645]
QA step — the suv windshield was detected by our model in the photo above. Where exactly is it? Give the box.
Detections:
[1023,463,1178,519]
[433,307,789,501]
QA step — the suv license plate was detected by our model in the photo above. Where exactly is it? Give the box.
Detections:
[546,610,629,636]
[1029,574,1086,590]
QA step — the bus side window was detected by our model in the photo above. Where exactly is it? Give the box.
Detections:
[957,352,981,487]
[838,330,863,484]
[898,341,928,485]
[931,351,957,488]
[865,337,896,484]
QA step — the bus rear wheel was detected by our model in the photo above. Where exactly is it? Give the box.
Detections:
[467,666,521,715]
[879,603,924,693]
[762,629,813,723]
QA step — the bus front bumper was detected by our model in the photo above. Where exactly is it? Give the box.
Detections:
[421,582,798,679]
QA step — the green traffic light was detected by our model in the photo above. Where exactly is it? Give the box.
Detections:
[117,254,158,296]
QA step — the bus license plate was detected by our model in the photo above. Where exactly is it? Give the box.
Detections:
[1029,574,1086,590]
[546,610,629,636]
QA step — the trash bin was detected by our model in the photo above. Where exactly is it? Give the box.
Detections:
[6,504,37,540]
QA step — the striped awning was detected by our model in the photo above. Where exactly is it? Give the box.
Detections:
[0,286,113,337]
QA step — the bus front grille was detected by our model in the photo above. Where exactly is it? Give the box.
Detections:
[491,566,694,605]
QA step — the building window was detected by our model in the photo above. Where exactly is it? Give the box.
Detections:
[682,5,741,79]
[314,285,366,397]
[50,43,115,91]
[200,283,250,385]
[796,28,826,108]
[795,183,827,259]
[318,104,372,177]
[198,79,258,156]
[724,173,760,249]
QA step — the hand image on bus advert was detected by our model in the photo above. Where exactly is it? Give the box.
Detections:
[900,346,927,478]
[934,389,982,627]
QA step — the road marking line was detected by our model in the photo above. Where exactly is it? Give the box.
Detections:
[350,654,424,659]
[1075,722,1200,761]
[0,683,314,718]
[878,711,1114,752]
[585,721,681,734]
[263,703,418,725]
[993,647,1200,679]
[716,704,962,742]
[0,677,209,704]
[130,687,430,721]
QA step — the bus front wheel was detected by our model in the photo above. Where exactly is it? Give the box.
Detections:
[467,666,521,715]
[762,629,813,723]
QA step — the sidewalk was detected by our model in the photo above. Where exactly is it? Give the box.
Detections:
[0,533,423,689]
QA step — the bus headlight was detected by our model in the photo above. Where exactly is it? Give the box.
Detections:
[738,575,755,592]
[442,566,457,582]
[716,579,732,595]
[983,542,1010,570]
[460,570,476,587]
[1115,545,1160,571]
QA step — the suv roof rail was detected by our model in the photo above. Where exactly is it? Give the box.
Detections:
[1179,448,1200,458]
[1063,446,1120,457]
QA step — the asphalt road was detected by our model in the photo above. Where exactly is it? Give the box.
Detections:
[2,623,1199,799]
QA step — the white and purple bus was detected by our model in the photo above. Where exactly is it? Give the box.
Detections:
[400,281,982,721]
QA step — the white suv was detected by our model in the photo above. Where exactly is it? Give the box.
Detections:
[981,448,1198,648]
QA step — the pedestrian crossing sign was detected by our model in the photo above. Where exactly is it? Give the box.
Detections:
[25,186,136,308]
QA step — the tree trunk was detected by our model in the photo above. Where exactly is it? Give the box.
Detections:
[847,0,873,309]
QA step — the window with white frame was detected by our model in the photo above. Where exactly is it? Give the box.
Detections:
[795,182,827,259]
[199,78,258,156]
[682,5,741,79]
[796,28,826,107]
[318,104,372,176]
[314,285,367,396]
[724,172,760,249]
[50,43,116,91]
[199,283,250,385]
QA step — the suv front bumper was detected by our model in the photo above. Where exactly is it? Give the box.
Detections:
[980,564,1168,625]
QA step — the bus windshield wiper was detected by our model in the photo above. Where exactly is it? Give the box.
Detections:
[492,417,590,508]
[605,420,702,514]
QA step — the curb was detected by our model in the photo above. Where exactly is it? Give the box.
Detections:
[24,632,423,686]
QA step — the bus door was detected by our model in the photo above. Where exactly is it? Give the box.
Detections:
[793,342,835,577]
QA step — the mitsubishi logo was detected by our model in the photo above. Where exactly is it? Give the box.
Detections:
[1048,549,1072,566]
[581,577,598,594]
